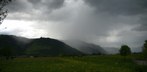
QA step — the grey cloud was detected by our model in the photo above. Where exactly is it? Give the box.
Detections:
[2,0,147,48]
[31,2,142,47]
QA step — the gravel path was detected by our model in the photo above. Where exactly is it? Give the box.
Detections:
[134,59,147,65]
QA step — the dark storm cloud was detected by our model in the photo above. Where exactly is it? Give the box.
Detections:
[135,15,147,31]
[28,0,41,4]
[84,0,147,31]
[28,0,65,10]
[7,0,65,12]
[6,0,31,13]
[5,0,65,21]
[84,0,147,15]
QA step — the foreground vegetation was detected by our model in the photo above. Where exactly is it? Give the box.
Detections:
[0,54,147,72]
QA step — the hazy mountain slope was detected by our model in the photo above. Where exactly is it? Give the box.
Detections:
[103,47,119,54]
[64,40,106,54]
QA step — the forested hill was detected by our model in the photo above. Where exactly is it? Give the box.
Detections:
[0,35,83,56]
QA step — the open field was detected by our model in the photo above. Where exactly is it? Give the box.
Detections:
[0,55,147,72]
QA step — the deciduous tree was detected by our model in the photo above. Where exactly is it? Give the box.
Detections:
[119,45,131,56]
[0,0,12,24]
[143,40,147,59]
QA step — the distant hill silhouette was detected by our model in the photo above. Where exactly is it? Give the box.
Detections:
[103,47,119,54]
[0,35,83,56]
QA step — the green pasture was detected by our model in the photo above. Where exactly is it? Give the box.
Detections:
[0,55,147,72]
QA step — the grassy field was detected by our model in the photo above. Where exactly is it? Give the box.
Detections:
[0,55,147,72]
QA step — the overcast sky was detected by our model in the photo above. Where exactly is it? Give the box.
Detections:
[0,0,147,47]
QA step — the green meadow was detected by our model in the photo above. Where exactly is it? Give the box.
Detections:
[0,55,147,72]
